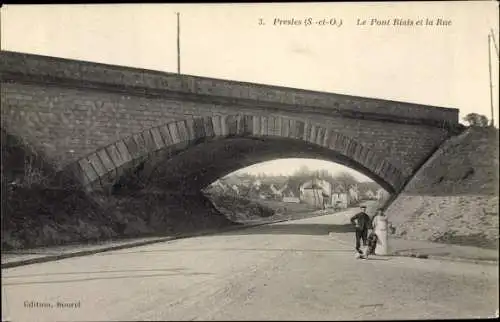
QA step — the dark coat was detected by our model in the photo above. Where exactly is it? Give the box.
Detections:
[350,212,371,231]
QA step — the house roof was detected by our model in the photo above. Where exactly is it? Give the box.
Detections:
[332,185,347,193]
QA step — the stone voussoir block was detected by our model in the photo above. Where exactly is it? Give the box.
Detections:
[226,115,239,136]
[176,119,189,142]
[142,130,158,154]
[159,124,174,146]
[302,122,311,142]
[315,127,324,146]
[220,115,229,136]
[150,127,166,150]
[168,122,181,144]
[87,152,107,177]
[115,141,132,164]
[211,115,223,137]
[282,117,291,138]
[295,120,305,139]
[130,134,147,157]
[274,116,283,137]
[191,117,206,139]
[97,149,115,173]
[266,116,276,136]
[260,116,268,136]
[252,115,261,136]
[183,118,196,141]
[308,125,317,144]
[203,116,215,138]
[242,114,253,135]
[78,157,98,183]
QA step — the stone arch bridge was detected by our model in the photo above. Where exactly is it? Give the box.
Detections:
[1,51,461,198]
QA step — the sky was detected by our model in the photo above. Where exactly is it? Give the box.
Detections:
[1,3,498,181]
[232,158,373,182]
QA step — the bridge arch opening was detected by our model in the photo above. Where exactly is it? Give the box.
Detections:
[90,133,394,231]
[71,114,405,197]
[202,158,389,223]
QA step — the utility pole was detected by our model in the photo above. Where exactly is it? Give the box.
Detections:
[491,29,499,58]
[176,12,181,74]
[488,33,494,126]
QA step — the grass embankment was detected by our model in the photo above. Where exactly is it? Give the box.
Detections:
[1,130,238,250]
[2,187,319,251]
[1,186,235,250]
[205,192,321,224]
[386,127,499,249]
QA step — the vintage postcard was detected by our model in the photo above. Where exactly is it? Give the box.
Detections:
[1,2,498,321]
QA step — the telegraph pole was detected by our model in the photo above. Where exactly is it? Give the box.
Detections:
[176,12,181,74]
[491,29,499,58]
[488,33,494,126]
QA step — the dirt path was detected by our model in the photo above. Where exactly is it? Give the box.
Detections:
[2,213,498,321]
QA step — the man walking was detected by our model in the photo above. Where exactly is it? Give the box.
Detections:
[350,205,371,258]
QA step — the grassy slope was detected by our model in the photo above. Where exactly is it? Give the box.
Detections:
[386,127,499,249]
[1,131,237,250]
[205,192,320,224]
[1,187,236,250]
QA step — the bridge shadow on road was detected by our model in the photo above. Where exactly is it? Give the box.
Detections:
[222,223,356,236]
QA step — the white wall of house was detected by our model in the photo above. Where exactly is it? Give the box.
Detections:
[315,180,332,196]
[283,197,300,203]
[331,193,349,208]
[301,188,326,208]
[299,179,332,207]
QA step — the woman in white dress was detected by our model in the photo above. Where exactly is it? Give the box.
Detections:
[371,208,388,255]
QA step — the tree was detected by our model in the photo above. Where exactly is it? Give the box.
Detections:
[462,113,490,127]
[294,165,311,177]
[317,169,331,179]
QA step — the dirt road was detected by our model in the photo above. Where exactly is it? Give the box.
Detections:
[2,210,498,321]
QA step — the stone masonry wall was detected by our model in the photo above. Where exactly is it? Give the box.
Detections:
[1,82,450,181]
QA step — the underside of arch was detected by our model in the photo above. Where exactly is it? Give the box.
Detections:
[65,114,405,194]
[144,137,396,194]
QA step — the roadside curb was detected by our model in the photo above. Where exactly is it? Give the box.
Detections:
[1,219,289,269]
[1,236,176,269]
[327,233,499,266]
[390,252,499,266]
